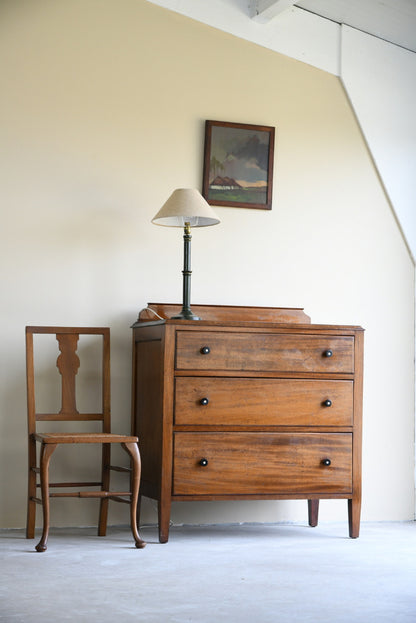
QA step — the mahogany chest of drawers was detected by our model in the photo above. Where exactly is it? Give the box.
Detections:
[131,304,364,542]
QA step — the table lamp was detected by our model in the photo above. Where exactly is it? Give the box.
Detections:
[152,188,220,320]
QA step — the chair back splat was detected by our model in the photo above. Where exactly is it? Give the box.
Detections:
[25,326,145,552]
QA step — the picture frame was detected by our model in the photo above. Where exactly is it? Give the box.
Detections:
[202,120,275,210]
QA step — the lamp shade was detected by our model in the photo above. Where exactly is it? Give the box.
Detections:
[152,188,220,228]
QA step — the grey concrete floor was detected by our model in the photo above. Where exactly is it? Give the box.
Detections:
[1,522,415,623]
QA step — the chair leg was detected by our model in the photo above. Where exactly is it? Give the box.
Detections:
[26,437,37,539]
[98,500,109,537]
[122,442,146,549]
[98,443,111,537]
[36,443,57,552]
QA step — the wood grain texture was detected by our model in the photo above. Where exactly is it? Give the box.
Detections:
[173,432,352,495]
[174,378,353,427]
[175,332,354,373]
[138,303,311,324]
[131,305,364,542]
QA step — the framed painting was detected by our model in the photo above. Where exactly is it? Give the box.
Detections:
[202,120,275,210]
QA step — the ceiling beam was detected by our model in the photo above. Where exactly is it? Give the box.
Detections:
[249,0,297,23]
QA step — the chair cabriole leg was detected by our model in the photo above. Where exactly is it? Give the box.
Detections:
[36,442,57,552]
[122,442,146,549]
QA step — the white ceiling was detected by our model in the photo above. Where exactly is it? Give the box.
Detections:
[251,0,416,53]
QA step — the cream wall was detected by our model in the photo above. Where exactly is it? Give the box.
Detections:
[0,0,414,529]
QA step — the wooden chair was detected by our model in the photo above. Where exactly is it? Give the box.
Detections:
[26,326,146,552]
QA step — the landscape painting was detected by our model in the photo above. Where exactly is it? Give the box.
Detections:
[202,120,275,210]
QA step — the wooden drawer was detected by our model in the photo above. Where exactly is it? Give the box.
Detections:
[175,331,354,373]
[174,378,353,427]
[173,433,352,495]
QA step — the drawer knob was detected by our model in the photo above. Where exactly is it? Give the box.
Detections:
[323,349,333,358]
[200,397,209,406]
[200,346,211,355]
[323,399,332,407]
[199,458,209,467]
[322,458,331,466]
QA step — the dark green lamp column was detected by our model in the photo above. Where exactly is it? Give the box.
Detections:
[151,188,220,320]
[177,221,198,320]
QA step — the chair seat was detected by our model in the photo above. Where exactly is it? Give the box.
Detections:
[33,432,139,444]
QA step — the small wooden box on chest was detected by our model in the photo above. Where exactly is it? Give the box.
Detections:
[131,304,364,543]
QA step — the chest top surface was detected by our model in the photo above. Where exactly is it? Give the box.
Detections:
[133,303,363,332]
